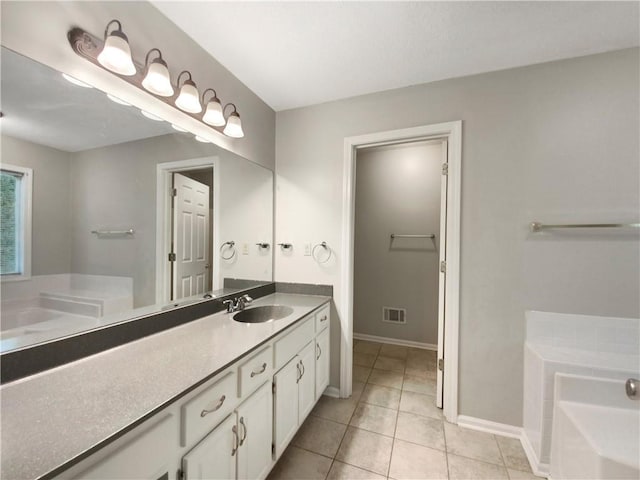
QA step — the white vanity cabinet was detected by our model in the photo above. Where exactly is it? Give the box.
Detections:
[315,327,330,401]
[59,299,331,480]
[182,381,273,480]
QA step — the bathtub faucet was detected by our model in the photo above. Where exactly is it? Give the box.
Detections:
[626,378,638,399]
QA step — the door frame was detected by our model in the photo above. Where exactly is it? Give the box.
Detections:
[155,156,220,305]
[341,121,462,423]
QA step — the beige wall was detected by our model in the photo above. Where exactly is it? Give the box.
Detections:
[0,1,275,171]
[1,135,72,276]
[275,48,640,426]
[354,142,443,345]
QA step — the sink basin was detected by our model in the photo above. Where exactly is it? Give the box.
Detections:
[233,305,294,323]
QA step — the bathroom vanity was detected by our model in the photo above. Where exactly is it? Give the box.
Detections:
[0,293,331,480]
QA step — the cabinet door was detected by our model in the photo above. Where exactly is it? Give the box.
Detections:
[273,356,299,458]
[315,328,330,401]
[237,381,273,480]
[297,341,316,423]
[182,414,237,480]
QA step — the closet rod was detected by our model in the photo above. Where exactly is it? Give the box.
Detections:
[390,234,436,239]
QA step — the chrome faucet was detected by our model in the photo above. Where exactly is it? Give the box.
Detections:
[223,294,253,313]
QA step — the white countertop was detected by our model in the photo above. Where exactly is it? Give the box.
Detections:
[0,293,330,480]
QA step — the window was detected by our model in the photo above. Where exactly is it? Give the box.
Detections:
[0,164,32,280]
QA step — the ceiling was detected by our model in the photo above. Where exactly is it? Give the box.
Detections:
[1,47,174,152]
[152,1,639,112]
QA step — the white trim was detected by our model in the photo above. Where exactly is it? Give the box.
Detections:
[353,332,437,351]
[0,164,32,282]
[521,431,551,478]
[456,415,522,439]
[457,415,547,478]
[155,157,218,304]
[323,386,340,398]
[341,121,462,423]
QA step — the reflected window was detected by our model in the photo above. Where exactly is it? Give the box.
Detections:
[0,164,32,279]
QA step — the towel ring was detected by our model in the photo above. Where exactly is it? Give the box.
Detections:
[220,241,236,260]
[312,241,332,264]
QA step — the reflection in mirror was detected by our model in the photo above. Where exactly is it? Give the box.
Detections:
[0,47,273,353]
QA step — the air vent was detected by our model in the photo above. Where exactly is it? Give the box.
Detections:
[382,307,406,324]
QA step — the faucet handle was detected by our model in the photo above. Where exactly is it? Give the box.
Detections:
[242,294,253,304]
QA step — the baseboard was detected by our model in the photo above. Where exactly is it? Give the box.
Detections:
[353,332,437,351]
[323,386,340,398]
[520,430,550,478]
[456,415,522,439]
[457,415,548,478]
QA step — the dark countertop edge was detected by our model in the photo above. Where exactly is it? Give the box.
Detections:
[37,297,331,480]
[0,283,276,384]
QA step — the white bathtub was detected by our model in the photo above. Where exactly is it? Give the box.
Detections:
[551,374,639,480]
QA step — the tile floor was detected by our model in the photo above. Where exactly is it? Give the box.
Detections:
[268,340,539,480]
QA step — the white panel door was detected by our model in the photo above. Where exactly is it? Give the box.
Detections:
[182,414,237,480]
[173,173,210,300]
[436,139,448,409]
[315,328,330,401]
[297,341,316,423]
[273,357,299,458]
[237,382,273,480]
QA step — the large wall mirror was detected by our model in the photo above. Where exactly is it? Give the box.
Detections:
[0,47,274,353]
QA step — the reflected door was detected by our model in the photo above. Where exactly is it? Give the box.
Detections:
[173,173,210,300]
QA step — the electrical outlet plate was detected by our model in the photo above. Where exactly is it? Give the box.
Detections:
[242,243,249,255]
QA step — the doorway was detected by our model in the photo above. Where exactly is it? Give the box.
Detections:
[341,121,461,422]
[353,138,447,406]
[155,157,220,305]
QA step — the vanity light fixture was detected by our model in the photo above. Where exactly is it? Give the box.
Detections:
[222,103,244,138]
[140,110,163,121]
[97,20,136,76]
[106,93,132,106]
[62,73,92,88]
[171,124,188,133]
[141,48,173,97]
[68,23,245,139]
[201,89,225,127]
[175,71,202,114]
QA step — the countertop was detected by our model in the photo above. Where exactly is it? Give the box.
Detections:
[0,293,330,480]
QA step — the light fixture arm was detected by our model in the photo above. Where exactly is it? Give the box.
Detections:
[103,19,124,39]
[144,48,164,67]
[176,70,194,88]
[202,88,219,103]
[223,103,238,118]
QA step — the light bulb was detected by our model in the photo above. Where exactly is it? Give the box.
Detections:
[106,94,131,106]
[97,25,136,76]
[62,73,92,88]
[141,110,163,121]
[194,135,210,143]
[223,112,244,138]
[175,81,202,113]
[171,124,188,133]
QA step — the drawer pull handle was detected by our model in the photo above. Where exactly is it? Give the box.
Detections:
[296,362,301,383]
[232,425,239,456]
[200,395,226,417]
[239,417,247,445]
[316,343,322,360]
[320,315,328,322]
[300,359,305,378]
[250,363,267,377]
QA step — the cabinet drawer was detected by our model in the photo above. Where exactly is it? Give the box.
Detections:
[238,346,272,397]
[181,372,237,447]
[274,316,314,370]
[77,414,175,479]
[315,304,330,333]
